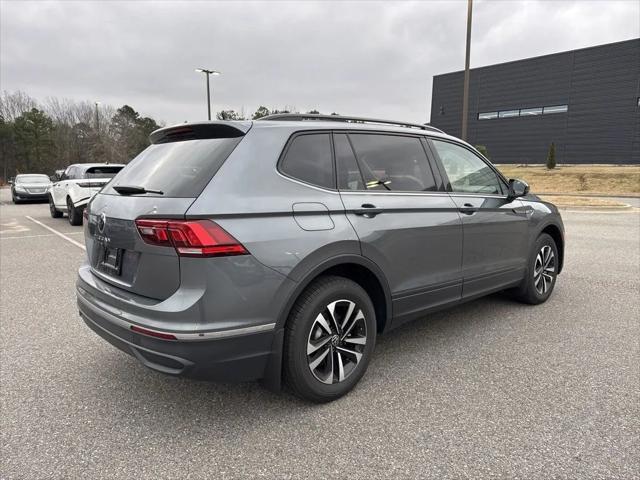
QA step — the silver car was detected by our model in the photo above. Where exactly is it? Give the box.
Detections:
[77,114,564,402]
[11,174,52,203]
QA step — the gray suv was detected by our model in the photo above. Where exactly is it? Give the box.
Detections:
[77,114,564,402]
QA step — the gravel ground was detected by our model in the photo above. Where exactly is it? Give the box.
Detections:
[1,189,638,479]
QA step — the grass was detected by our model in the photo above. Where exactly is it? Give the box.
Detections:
[495,164,640,196]
[538,195,630,208]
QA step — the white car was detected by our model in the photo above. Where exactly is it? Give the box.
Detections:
[49,163,125,225]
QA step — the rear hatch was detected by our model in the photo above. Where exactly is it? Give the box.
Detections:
[85,122,250,300]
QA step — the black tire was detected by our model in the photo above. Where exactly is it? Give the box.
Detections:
[12,192,20,204]
[512,233,559,305]
[49,195,62,218]
[67,197,83,225]
[284,275,376,403]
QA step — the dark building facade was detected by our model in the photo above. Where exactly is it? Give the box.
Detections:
[430,39,640,164]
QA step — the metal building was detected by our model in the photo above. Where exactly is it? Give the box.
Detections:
[429,38,639,164]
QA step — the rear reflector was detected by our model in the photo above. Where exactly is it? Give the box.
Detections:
[130,325,177,340]
[135,219,248,258]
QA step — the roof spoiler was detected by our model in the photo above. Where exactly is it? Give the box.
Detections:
[149,121,252,144]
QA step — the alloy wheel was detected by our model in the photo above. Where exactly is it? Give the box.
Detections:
[306,299,367,385]
[534,245,556,295]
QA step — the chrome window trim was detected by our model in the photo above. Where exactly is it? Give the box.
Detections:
[339,190,450,197]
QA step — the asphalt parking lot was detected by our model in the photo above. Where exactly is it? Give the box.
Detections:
[1,188,638,479]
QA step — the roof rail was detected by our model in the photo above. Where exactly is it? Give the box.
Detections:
[257,113,445,134]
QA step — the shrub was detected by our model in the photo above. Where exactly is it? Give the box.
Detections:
[546,142,557,169]
[475,145,489,159]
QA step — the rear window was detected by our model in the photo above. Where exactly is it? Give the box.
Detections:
[16,175,49,184]
[103,138,242,198]
[83,166,124,179]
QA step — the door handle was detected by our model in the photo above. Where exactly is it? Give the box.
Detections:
[459,203,478,215]
[354,204,382,217]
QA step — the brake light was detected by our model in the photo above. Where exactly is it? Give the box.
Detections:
[135,219,248,257]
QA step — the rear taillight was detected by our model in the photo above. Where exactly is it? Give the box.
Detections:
[135,219,248,257]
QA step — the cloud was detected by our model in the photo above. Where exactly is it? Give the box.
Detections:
[1,0,638,124]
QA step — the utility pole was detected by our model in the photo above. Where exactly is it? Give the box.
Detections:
[195,68,221,120]
[461,0,473,141]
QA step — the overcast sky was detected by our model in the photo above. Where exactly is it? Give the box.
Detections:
[1,0,638,125]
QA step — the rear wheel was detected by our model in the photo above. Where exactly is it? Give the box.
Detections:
[49,195,62,218]
[67,197,83,225]
[512,233,558,305]
[284,276,376,402]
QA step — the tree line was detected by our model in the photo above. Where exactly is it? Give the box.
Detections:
[0,91,161,181]
[0,90,338,182]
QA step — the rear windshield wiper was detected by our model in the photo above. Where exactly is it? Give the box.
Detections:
[113,185,164,195]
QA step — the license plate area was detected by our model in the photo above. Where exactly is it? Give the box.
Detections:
[100,246,123,276]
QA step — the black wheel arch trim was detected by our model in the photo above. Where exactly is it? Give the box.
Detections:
[275,253,393,331]
[536,221,565,273]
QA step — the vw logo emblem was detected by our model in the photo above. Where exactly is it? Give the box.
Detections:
[98,213,106,232]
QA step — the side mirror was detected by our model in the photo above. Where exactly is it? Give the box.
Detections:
[508,178,530,199]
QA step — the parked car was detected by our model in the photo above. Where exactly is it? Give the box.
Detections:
[49,163,124,225]
[77,114,565,402]
[11,174,52,203]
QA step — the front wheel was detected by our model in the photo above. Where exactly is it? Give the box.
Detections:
[67,198,83,225]
[284,276,376,403]
[49,196,62,218]
[512,233,559,305]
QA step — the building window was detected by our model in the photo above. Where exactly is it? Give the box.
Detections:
[520,107,543,116]
[478,104,568,120]
[478,112,498,120]
[543,105,568,115]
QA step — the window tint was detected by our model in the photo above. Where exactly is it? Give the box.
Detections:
[348,134,437,192]
[335,134,364,190]
[83,166,124,179]
[280,133,334,189]
[104,137,242,198]
[431,140,504,195]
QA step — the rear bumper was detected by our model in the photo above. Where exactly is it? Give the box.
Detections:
[77,283,276,382]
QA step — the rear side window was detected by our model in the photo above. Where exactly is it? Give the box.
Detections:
[104,137,242,198]
[280,133,334,189]
[335,134,364,190]
[348,134,437,192]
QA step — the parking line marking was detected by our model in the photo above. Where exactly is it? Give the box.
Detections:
[25,216,86,251]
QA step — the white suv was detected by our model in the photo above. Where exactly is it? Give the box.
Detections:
[49,163,124,225]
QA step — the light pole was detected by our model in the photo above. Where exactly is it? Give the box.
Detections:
[195,68,221,120]
[461,0,473,141]
[94,101,100,131]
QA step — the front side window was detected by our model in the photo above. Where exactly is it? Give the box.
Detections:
[280,133,334,189]
[431,140,504,195]
[348,134,437,192]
